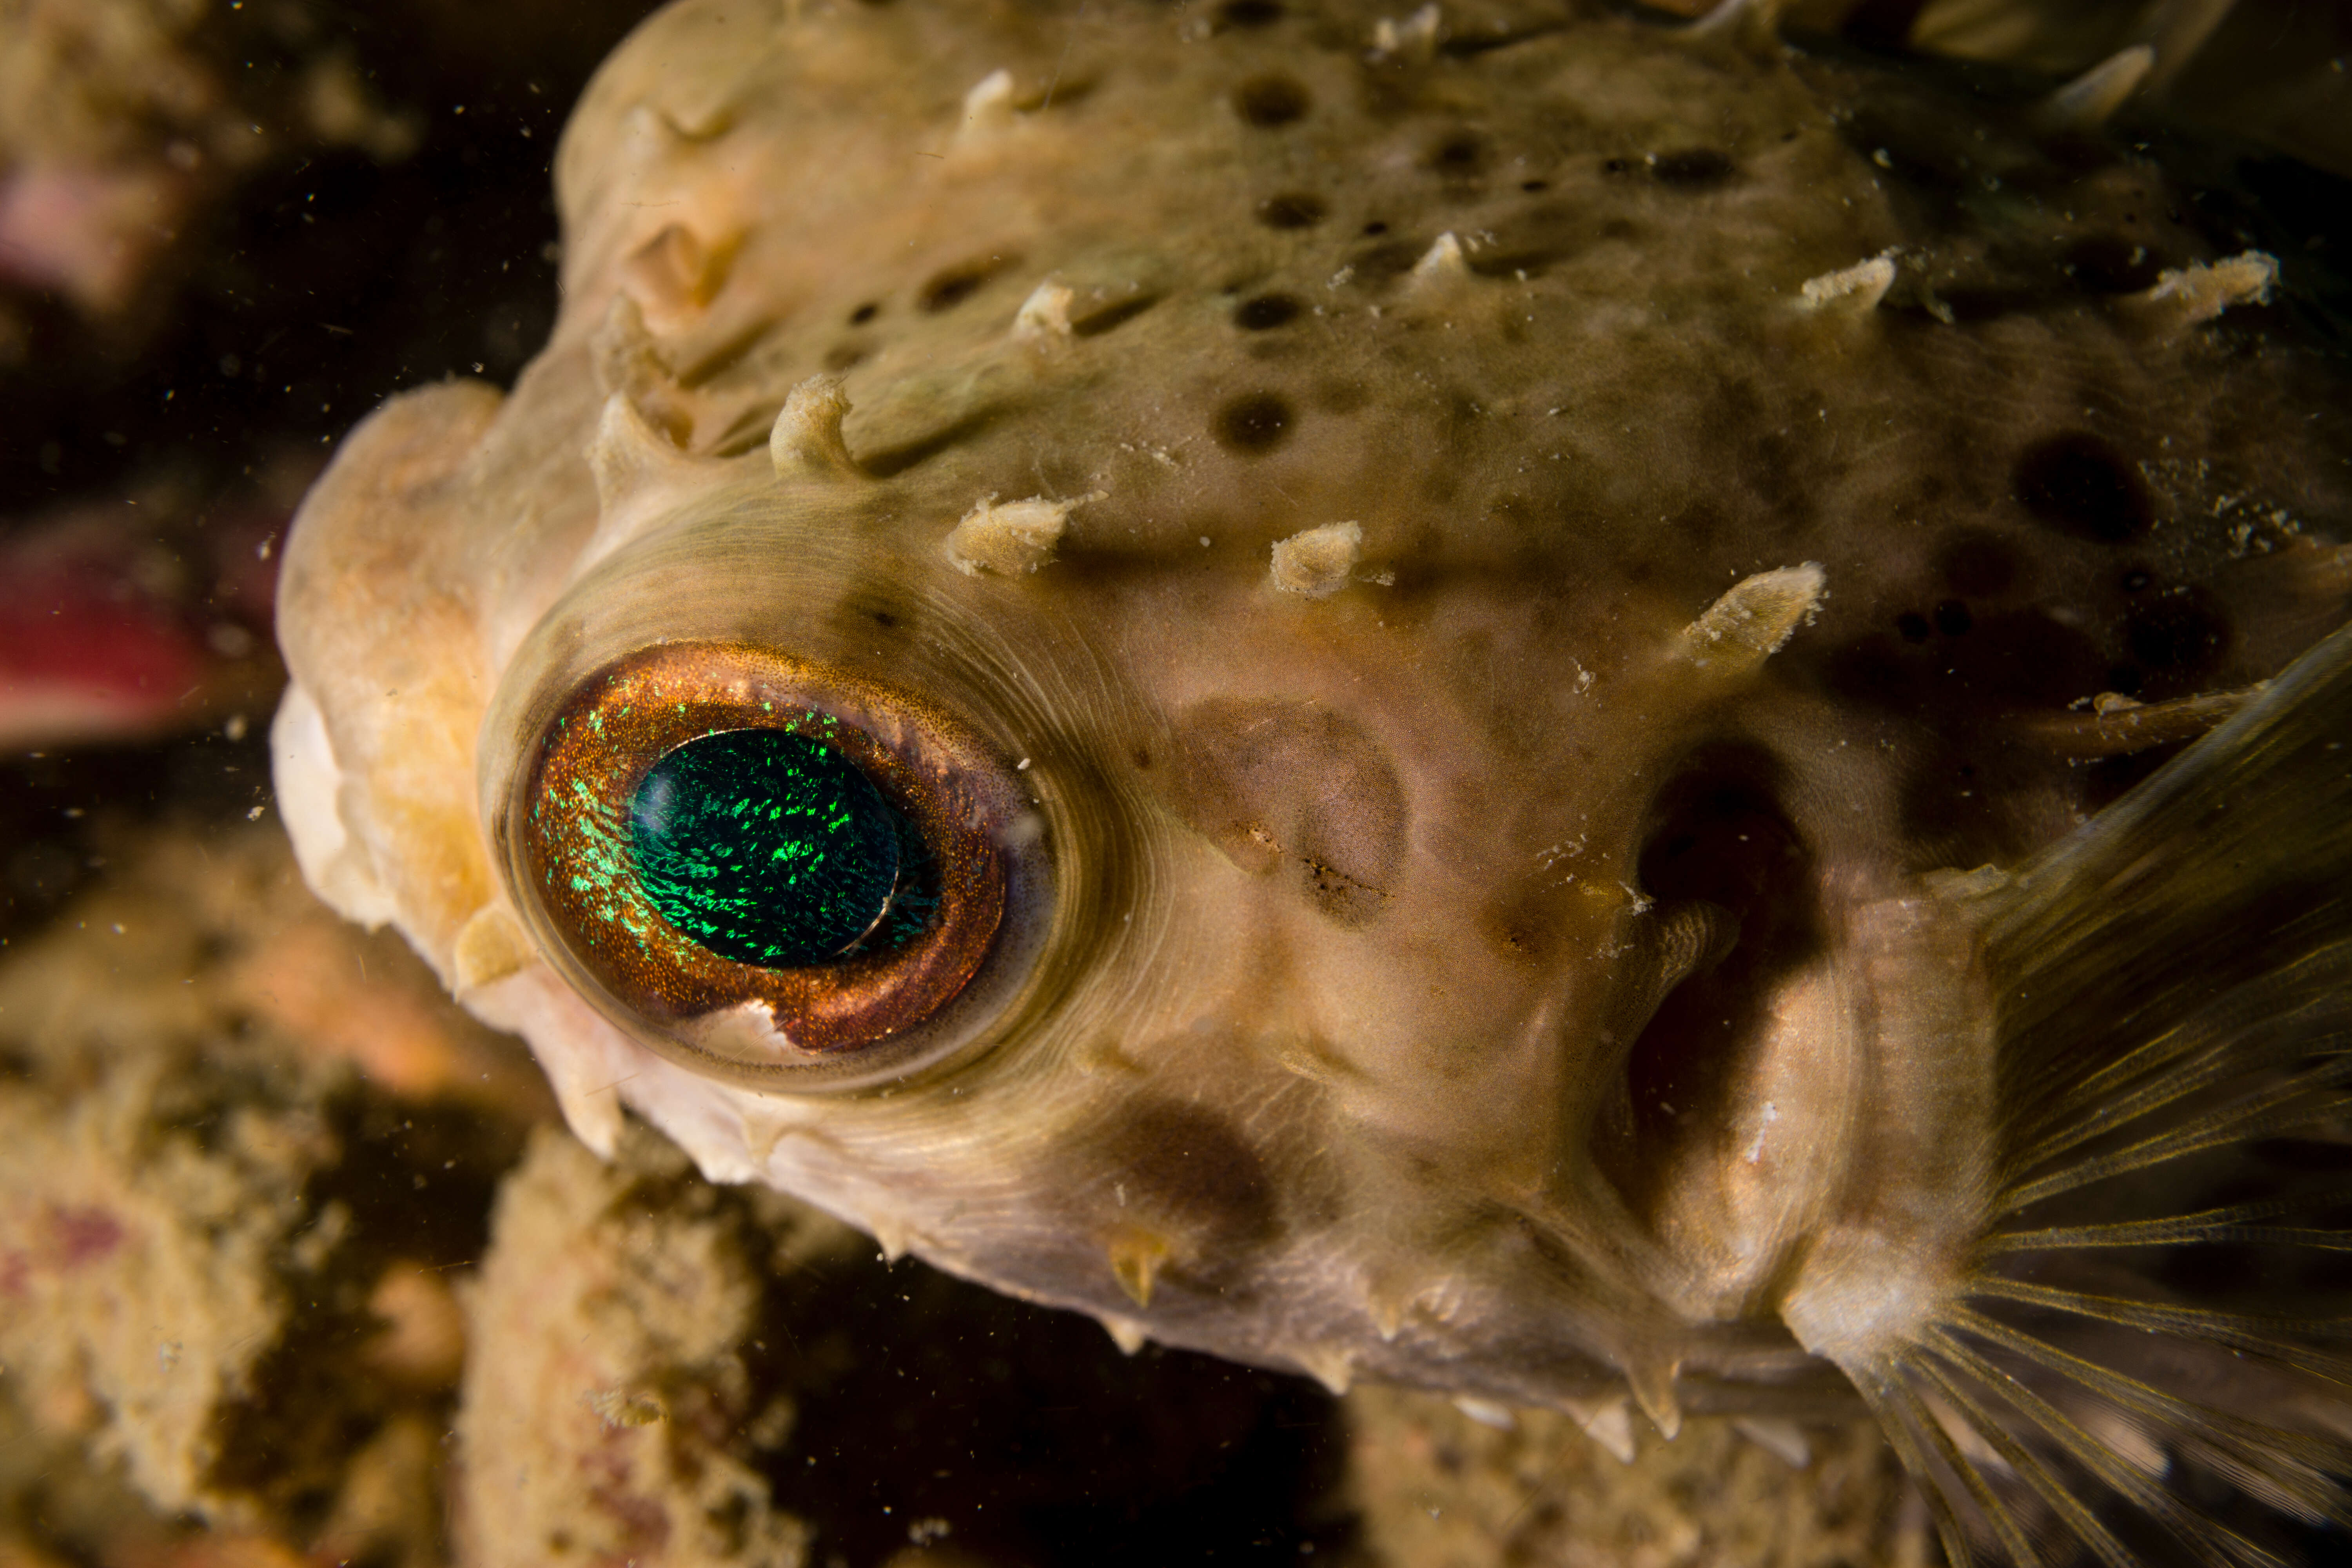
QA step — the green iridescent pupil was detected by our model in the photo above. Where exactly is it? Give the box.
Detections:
[628,728,901,967]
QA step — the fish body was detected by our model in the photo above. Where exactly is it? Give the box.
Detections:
[270,1,2352,1559]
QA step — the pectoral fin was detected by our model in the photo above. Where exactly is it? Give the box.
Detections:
[1826,621,2352,1566]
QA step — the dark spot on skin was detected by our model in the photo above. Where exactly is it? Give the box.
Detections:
[858,403,1002,479]
[1086,1098,1281,1267]
[1520,178,1548,192]
[1897,612,1932,643]
[1827,610,2104,712]
[1071,292,1161,337]
[1651,148,1737,189]
[1233,293,1302,330]
[1601,157,1631,175]
[1361,220,1389,236]
[1938,530,2021,597]
[1256,192,1325,229]
[1132,747,1152,771]
[1348,238,1427,282]
[1426,132,1485,176]
[847,301,879,325]
[2013,432,2152,543]
[1935,599,1973,636]
[1213,392,1294,455]
[918,255,1018,313]
[1217,0,1283,27]
[1171,698,1405,929]
[2126,593,2233,681]
[870,610,898,629]
[1235,74,1310,128]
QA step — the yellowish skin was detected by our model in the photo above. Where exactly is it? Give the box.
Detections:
[273,0,2352,1556]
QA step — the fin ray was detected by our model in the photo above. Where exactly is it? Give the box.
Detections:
[1987,1190,2352,1254]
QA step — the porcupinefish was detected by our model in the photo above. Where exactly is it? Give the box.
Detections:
[269,0,2352,1559]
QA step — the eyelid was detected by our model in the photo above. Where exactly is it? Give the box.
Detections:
[502,639,1044,1091]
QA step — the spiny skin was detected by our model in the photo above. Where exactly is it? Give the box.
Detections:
[271,0,2352,1558]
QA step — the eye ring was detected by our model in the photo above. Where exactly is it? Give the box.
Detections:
[508,640,1040,1088]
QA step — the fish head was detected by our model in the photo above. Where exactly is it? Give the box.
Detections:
[272,0,2352,1433]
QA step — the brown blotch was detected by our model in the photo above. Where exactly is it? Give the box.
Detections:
[1234,73,1311,128]
[1425,131,1486,177]
[1826,609,2104,713]
[1072,292,1161,338]
[1171,698,1406,929]
[2013,432,2152,543]
[1083,1098,1281,1265]
[918,254,1020,314]
[1255,192,1327,229]
[1213,392,1295,455]
[1347,237,1428,283]
[1217,0,1283,26]
[1233,293,1303,330]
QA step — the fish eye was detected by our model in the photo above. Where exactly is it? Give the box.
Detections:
[507,640,1045,1090]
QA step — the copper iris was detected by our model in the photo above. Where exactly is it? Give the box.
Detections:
[521,642,1005,1055]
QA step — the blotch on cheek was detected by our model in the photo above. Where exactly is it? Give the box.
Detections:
[1062,1097,1283,1303]
[1170,698,1406,929]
